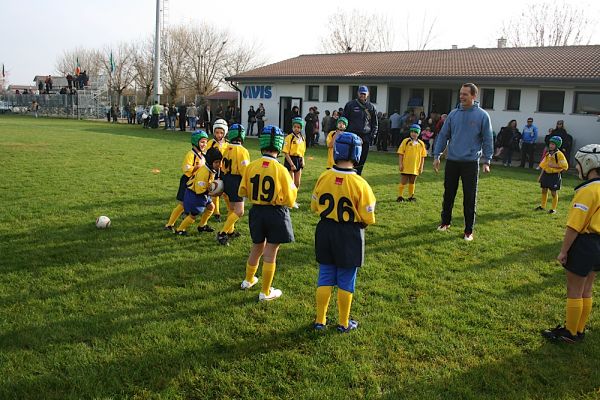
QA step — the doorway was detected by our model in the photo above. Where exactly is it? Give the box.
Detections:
[429,89,453,114]
[280,97,302,133]
[387,87,402,114]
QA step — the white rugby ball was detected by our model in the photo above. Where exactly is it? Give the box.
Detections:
[96,215,111,229]
[208,179,224,196]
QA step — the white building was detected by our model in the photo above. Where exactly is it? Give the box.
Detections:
[227,45,600,150]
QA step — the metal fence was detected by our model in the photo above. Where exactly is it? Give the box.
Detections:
[0,91,112,119]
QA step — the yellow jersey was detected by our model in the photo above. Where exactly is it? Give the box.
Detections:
[397,138,427,175]
[311,166,376,225]
[181,149,204,177]
[567,178,600,234]
[186,164,215,195]
[326,130,341,169]
[239,155,298,207]
[283,133,306,157]
[539,150,568,174]
[221,143,250,176]
[207,138,228,155]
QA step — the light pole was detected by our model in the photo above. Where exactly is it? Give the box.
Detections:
[153,0,162,103]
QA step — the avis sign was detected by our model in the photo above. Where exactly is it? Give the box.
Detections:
[242,85,272,99]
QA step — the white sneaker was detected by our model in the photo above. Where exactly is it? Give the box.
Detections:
[292,202,299,209]
[437,224,450,232]
[259,287,282,301]
[240,276,258,290]
[464,233,474,241]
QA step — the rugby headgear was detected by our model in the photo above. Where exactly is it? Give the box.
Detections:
[337,117,348,129]
[334,132,362,164]
[291,117,304,129]
[259,125,285,152]
[575,144,600,179]
[204,147,223,172]
[549,135,562,148]
[409,124,421,133]
[212,119,228,135]
[191,130,209,147]
[227,124,246,143]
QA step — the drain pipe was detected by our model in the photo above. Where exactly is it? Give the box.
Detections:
[230,82,243,126]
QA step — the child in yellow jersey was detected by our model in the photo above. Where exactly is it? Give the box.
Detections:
[283,117,306,208]
[542,144,600,343]
[217,123,250,246]
[326,117,348,169]
[536,136,569,214]
[238,125,298,301]
[207,119,229,222]
[397,124,427,202]
[164,130,208,231]
[311,132,376,332]
[174,147,223,235]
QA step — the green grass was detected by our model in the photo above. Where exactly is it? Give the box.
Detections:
[0,115,599,399]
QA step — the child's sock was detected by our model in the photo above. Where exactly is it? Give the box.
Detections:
[198,207,214,227]
[337,289,353,329]
[398,184,405,197]
[176,215,195,232]
[167,204,184,226]
[212,196,220,215]
[245,262,258,283]
[566,298,583,336]
[577,297,593,333]
[315,286,333,325]
[261,262,276,296]
[551,193,558,210]
[222,212,240,234]
[541,191,548,208]
[408,183,416,197]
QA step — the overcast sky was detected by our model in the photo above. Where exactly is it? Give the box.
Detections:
[2,0,599,85]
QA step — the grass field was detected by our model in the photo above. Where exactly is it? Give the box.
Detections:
[0,115,599,399]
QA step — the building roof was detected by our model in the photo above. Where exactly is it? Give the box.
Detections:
[204,91,238,101]
[227,45,600,84]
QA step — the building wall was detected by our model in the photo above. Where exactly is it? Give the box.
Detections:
[239,82,600,149]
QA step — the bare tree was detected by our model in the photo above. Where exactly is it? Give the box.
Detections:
[101,43,136,105]
[161,25,191,102]
[320,9,394,53]
[401,15,438,50]
[222,39,266,89]
[55,47,102,77]
[500,0,592,47]
[132,38,155,106]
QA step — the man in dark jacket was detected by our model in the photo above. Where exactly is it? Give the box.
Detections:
[342,85,378,175]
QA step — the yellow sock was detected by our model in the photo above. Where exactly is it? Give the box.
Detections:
[261,262,276,296]
[337,289,353,329]
[551,193,558,210]
[245,263,258,283]
[566,298,583,336]
[408,183,416,197]
[578,297,593,333]
[541,191,548,208]
[176,215,195,232]
[167,204,184,226]
[212,196,220,215]
[398,184,405,196]
[222,212,240,234]
[315,286,333,325]
[198,207,214,227]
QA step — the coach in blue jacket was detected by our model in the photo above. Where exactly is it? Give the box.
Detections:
[433,83,493,241]
[343,85,378,175]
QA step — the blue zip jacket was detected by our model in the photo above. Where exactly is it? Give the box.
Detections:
[521,124,538,144]
[433,102,493,163]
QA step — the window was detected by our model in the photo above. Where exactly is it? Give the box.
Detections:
[574,92,600,114]
[481,89,495,109]
[325,85,339,102]
[349,85,377,103]
[538,90,565,113]
[307,85,319,101]
[506,89,521,111]
[408,88,424,107]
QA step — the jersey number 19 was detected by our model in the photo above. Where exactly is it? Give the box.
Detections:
[250,174,275,202]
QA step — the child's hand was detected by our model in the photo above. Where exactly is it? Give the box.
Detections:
[557,251,568,266]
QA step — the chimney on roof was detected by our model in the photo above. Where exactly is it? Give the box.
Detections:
[497,37,507,48]
[451,45,458,50]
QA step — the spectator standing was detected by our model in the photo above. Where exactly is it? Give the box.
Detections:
[202,105,213,134]
[551,120,574,164]
[66,74,73,90]
[520,117,538,168]
[178,103,187,131]
[389,110,402,148]
[304,107,317,147]
[321,110,332,145]
[432,83,493,241]
[187,103,198,131]
[255,103,266,135]
[247,105,256,136]
[496,119,521,167]
[342,85,378,175]
[377,113,390,151]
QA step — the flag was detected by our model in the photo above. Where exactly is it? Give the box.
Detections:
[2,63,4,78]
[75,57,81,76]
[109,52,115,73]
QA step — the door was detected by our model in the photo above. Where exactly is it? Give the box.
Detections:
[429,89,453,114]
[280,97,302,133]
[387,87,402,114]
